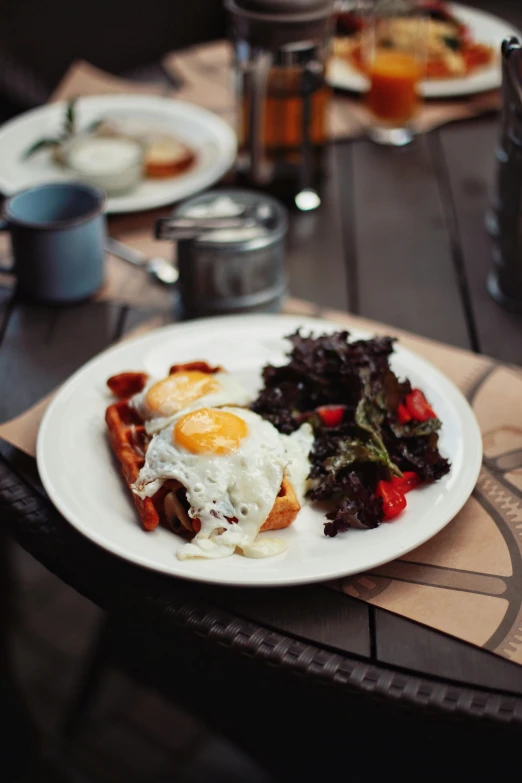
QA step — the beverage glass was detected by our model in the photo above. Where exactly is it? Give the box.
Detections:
[364,0,426,146]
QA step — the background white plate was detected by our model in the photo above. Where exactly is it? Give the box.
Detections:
[37,315,482,587]
[0,94,237,214]
[329,2,520,98]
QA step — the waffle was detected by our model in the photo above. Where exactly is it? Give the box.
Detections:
[105,365,301,537]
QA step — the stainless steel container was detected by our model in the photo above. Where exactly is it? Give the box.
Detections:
[160,189,288,319]
[488,37,522,312]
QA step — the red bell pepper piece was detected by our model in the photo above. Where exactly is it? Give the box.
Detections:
[317,405,345,427]
[397,402,412,424]
[405,389,437,422]
[376,480,407,521]
[392,471,422,494]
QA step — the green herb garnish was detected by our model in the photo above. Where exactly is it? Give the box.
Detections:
[22,97,102,162]
[443,36,461,51]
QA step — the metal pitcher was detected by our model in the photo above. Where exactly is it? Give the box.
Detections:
[488,37,522,311]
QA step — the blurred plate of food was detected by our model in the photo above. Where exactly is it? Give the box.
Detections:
[330,1,520,98]
[0,94,237,214]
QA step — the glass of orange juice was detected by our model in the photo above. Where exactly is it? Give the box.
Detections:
[364,0,426,146]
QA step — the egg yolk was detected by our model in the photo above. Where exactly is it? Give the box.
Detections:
[174,408,248,454]
[146,371,220,414]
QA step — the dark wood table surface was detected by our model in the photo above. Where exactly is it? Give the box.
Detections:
[3,3,522,776]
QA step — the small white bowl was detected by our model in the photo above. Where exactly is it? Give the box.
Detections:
[66,134,144,196]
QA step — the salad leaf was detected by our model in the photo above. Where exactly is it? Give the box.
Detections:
[355,397,402,477]
[393,435,450,482]
[355,370,402,477]
[373,368,411,413]
[388,417,442,439]
[325,437,393,473]
[324,472,383,535]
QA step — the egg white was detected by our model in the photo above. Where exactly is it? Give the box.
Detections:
[281,423,314,504]
[133,407,293,559]
[131,371,251,435]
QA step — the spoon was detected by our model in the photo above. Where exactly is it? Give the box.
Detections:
[106,237,178,286]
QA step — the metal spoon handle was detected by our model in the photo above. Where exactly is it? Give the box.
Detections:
[106,237,178,286]
[105,237,147,267]
[155,215,257,241]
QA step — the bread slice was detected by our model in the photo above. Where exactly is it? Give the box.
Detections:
[144,135,196,179]
[262,478,300,531]
[161,475,300,536]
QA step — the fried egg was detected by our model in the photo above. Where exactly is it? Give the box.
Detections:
[131,369,250,434]
[132,407,311,560]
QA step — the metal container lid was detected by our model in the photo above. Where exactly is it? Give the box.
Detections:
[174,189,288,251]
[226,0,334,47]
[226,0,333,23]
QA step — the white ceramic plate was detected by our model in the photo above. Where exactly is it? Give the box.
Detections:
[329,2,520,98]
[0,94,237,214]
[37,314,482,587]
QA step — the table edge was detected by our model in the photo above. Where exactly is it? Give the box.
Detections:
[1,453,521,725]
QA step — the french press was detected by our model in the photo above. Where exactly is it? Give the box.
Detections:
[226,0,334,208]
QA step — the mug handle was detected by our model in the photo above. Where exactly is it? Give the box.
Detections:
[0,219,13,273]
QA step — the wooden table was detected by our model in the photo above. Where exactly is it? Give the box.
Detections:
[3,14,522,779]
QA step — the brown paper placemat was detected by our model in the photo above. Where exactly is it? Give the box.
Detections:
[163,41,501,140]
[51,60,170,102]
[1,298,521,667]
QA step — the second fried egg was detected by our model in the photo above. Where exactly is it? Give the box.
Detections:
[131,369,250,434]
